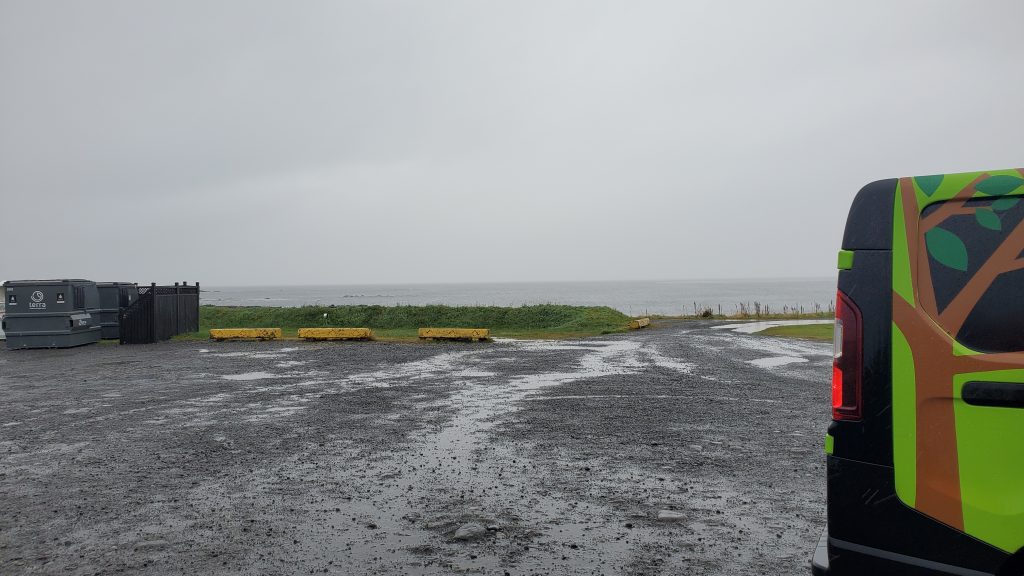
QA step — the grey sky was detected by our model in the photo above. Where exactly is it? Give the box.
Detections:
[2,1,1022,286]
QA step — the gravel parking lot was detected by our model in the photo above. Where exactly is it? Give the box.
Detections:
[0,320,831,575]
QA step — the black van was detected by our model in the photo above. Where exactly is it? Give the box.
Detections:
[813,170,1024,575]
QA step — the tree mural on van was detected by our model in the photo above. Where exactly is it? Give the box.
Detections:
[892,168,1024,548]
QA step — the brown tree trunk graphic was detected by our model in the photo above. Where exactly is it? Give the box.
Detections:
[895,173,1024,530]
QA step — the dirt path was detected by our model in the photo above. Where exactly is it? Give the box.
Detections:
[0,320,830,575]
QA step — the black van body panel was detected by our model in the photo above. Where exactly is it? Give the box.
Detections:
[825,456,1009,575]
[819,172,1024,569]
[821,177,1015,575]
[841,179,896,251]
[834,251,893,465]
[834,179,895,464]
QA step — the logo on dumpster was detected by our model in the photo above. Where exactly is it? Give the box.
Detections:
[29,291,46,309]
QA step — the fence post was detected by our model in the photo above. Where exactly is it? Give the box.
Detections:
[180,282,186,335]
[178,282,184,334]
[195,282,200,332]
[149,282,157,343]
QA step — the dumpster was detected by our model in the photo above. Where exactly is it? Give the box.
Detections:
[96,282,137,339]
[3,280,102,349]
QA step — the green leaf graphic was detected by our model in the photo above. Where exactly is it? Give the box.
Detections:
[992,197,1020,212]
[915,174,944,196]
[975,208,1001,231]
[925,227,968,271]
[976,175,1024,196]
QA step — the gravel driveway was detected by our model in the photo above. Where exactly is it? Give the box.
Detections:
[0,320,831,575]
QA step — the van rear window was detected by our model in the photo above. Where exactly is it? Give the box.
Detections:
[921,196,1024,352]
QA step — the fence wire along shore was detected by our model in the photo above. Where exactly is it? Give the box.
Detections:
[678,301,835,319]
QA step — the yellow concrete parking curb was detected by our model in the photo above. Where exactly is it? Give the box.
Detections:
[630,317,651,329]
[418,328,490,341]
[209,328,282,341]
[297,328,373,341]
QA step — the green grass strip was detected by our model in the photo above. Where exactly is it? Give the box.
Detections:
[179,304,633,341]
[756,323,833,341]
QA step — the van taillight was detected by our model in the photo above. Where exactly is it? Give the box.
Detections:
[832,289,862,421]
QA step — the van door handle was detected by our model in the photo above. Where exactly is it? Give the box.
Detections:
[962,381,1024,408]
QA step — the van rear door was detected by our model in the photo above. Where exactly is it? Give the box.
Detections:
[892,170,1024,554]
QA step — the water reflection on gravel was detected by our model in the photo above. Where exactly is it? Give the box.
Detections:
[0,320,830,575]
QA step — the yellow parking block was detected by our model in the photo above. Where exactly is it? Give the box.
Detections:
[630,317,651,329]
[297,328,373,341]
[209,328,282,341]
[418,328,490,341]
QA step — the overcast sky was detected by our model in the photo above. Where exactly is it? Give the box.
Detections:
[2,1,1022,286]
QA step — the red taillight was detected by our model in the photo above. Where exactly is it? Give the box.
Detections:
[831,289,862,421]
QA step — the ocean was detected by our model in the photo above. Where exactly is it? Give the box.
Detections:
[200,278,836,317]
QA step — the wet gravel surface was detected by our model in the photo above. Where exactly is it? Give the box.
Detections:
[0,320,831,575]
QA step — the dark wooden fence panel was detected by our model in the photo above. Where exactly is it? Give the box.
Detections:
[119,283,200,344]
[119,286,154,344]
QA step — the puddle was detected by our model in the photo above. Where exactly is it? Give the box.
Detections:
[747,356,809,368]
[198,393,233,403]
[503,340,647,391]
[644,348,696,374]
[691,325,831,362]
[208,348,298,359]
[343,352,478,387]
[297,337,651,572]
[222,372,281,381]
[522,394,780,404]
[712,319,832,334]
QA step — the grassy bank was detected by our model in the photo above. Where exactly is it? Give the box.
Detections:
[185,304,633,341]
[756,323,833,341]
